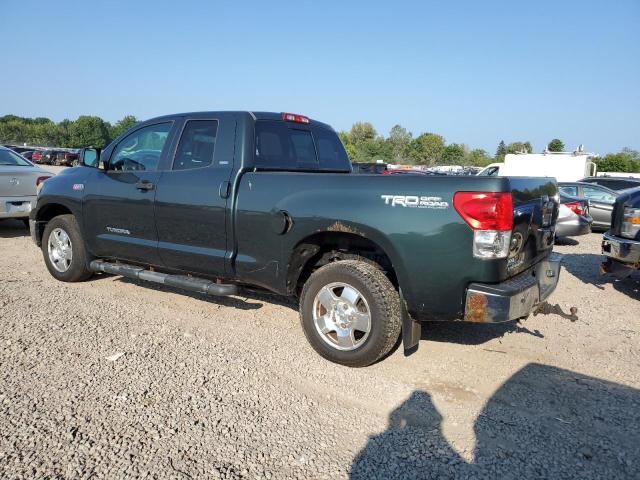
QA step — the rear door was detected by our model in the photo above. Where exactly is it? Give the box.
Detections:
[580,184,615,229]
[153,116,234,276]
[83,122,175,265]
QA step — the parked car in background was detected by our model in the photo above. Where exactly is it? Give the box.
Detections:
[601,187,640,278]
[580,176,640,191]
[559,182,618,231]
[54,150,79,166]
[556,193,592,238]
[0,147,51,227]
[20,150,35,161]
[31,151,44,163]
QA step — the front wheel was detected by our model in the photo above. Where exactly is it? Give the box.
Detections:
[299,260,401,367]
[41,214,93,282]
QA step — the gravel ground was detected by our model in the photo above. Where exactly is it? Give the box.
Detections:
[1,222,638,479]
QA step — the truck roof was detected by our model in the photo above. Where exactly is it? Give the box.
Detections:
[142,111,335,131]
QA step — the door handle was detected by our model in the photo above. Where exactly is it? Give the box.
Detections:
[136,181,154,191]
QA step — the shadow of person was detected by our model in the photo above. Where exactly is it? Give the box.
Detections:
[350,391,468,479]
[352,364,640,479]
[474,363,640,479]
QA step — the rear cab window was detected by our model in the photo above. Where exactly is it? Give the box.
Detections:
[254,120,350,172]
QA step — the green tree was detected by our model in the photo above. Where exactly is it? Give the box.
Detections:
[596,149,640,173]
[466,148,493,167]
[441,143,465,165]
[496,140,507,161]
[348,122,377,145]
[68,116,111,148]
[506,141,532,154]
[387,124,412,163]
[110,115,138,140]
[547,138,564,152]
[410,133,445,166]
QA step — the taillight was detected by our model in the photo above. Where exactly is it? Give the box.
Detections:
[564,201,585,216]
[282,112,311,124]
[454,192,513,259]
[36,176,51,186]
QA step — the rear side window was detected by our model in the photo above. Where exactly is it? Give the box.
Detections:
[254,121,350,171]
[559,185,578,196]
[173,120,218,170]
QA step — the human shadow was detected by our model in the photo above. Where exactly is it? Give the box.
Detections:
[0,219,29,238]
[555,236,580,246]
[562,252,640,300]
[351,363,640,479]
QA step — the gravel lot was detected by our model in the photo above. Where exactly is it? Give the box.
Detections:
[1,220,638,479]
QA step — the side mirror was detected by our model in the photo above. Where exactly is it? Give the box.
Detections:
[81,148,101,168]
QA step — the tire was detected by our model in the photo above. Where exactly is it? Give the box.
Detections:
[41,214,93,282]
[299,260,401,367]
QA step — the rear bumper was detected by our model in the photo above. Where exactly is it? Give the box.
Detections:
[463,253,562,323]
[0,196,37,219]
[601,232,640,272]
[555,216,592,237]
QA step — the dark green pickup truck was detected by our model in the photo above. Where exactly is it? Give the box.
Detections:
[31,111,562,366]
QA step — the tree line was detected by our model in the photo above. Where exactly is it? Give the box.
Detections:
[1,114,638,172]
[0,114,137,149]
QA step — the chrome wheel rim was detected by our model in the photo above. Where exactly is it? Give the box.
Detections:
[47,227,73,273]
[312,282,371,351]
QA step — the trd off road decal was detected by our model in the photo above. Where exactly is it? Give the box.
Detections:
[381,195,449,209]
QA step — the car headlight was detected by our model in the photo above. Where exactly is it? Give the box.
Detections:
[621,207,640,239]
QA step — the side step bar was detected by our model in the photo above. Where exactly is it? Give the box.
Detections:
[89,260,238,297]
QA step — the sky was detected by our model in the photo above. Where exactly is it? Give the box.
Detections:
[1,0,638,155]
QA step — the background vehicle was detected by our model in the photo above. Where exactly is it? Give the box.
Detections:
[0,147,51,226]
[31,111,561,367]
[601,187,640,278]
[20,150,35,161]
[579,176,640,191]
[54,150,79,166]
[477,149,598,182]
[31,151,44,163]
[559,182,618,230]
[556,193,592,238]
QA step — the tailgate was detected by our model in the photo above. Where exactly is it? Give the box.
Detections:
[506,178,558,276]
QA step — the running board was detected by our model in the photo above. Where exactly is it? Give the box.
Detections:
[89,260,238,296]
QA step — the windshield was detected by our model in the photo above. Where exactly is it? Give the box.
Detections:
[0,149,32,167]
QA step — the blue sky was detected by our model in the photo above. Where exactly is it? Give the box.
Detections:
[1,0,638,154]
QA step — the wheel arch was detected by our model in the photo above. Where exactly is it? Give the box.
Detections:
[286,230,402,296]
[32,201,77,246]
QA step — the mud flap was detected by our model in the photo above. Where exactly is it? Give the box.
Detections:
[400,289,421,356]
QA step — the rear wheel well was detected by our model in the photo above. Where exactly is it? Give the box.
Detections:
[287,232,398,296]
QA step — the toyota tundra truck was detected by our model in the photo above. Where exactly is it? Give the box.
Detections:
[30,111,562,367]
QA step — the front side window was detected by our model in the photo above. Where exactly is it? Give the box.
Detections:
[110,123,172,171]
[583,186,615,203]
[173,120,218,170]
[0,149,31,166]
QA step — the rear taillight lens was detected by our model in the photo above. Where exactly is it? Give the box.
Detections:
[453,192,513,259]
[36,176,51,186]
[564,201,585,216]
[622,207,640,239]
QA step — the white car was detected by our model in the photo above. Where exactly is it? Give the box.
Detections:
[0,146,52,226]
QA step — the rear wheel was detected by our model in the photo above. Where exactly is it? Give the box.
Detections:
[41,214,92,282]
[299,260,401,367]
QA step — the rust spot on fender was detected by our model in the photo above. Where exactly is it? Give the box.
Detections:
[465,293,488,323]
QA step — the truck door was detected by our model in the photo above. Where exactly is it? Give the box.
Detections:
[83,122,175,265]
[154,118,233,276]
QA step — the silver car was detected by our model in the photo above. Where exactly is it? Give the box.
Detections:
[0,146,52,226]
